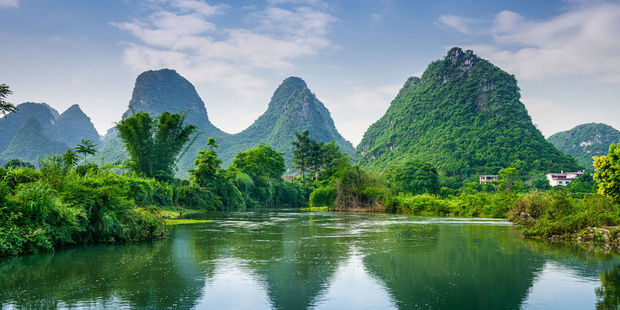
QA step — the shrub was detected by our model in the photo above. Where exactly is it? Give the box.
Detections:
[3,168,42,190]
[309,185,336,208]
[177,184,220,210]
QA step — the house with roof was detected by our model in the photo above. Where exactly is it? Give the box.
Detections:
[546,171,584,186]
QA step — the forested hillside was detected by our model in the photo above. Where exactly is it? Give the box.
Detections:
[548,123,620,168]
[356,48,580,184]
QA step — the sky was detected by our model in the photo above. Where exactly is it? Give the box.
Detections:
[1,0,619,146]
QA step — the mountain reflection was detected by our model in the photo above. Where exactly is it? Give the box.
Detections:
[0,211,618,310]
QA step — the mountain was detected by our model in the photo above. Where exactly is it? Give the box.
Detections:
[98,69,228,176]
[98,71,353,177]
[0,102,60,153]
[547,123,620,168]
[55,104,101,147]
[219,77,354,166]
[0,117,68,164]
[355,47,581,182]
[121,69,224,136]
[0,102,101,165]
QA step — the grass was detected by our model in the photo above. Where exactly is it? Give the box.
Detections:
[300,206,331,212]
[164,219,213,225]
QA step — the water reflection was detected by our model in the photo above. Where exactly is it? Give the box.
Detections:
[0,211,619,310]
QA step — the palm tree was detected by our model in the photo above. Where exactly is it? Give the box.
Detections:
[0,84,16,115]
[75,139,98,162]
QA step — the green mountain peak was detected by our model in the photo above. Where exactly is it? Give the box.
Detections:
[218,76,354,166]
[356,48,580,184]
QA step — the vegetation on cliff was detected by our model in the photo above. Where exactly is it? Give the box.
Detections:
[356,48,580,186]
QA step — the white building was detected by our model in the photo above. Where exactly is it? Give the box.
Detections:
[479,175,499,185]
[546,171,584,187]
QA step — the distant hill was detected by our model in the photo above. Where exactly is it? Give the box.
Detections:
[355,47,581,183]
[0,117,68,164]
[0,102,60,152]
[0,102,100,165]
[219,77,354,167]
[547,123,620,168]
[98,70,353,177]
[55,104,101,147]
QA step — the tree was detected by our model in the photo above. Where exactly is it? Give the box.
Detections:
[530,174,551,191]
[189,138,221,187]
[594,140,620,202]
[232,144,285,181]
[231,144,286,206]
[497,168,520,192]
[75,139,98,161]
[321,141,343,173]
[116,111,197,181]
[187,138,245,210]
[62,148,79,169]
[292,130,313,180]
[387,159,439,195]
[0,84,16,115]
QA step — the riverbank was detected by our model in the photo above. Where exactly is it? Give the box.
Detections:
[315,190,620,247]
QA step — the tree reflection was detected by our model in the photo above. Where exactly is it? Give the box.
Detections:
[596,264,620,310]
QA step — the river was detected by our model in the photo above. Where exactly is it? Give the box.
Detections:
[1,210,619,309]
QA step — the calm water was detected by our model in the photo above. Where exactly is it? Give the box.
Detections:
[1,210,619,310]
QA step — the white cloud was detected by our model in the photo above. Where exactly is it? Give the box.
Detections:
[326,83,401,146]
[438,2,620,82]
[437,14,478,35]
[0,0,18,8]
[114,0,336,101]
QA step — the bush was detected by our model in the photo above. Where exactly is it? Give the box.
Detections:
[309,185,336,208]
[394,194,452,215]
[1,170,167,257]
[275,181,306,208]
[177,184,220,210]
[508,191,619,238]
[3,168,42,190]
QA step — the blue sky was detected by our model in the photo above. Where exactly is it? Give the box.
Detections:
[1,0,619,146]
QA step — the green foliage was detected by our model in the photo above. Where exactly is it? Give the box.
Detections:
[387,159,439,195]
[75,139,97,160]
[309,185,336,208]
[530,174,551,191]
[332,165,389,210]
[356,48,581,182]
[62,148,79,170]
[0,83,16,115]
[594,140,620,203]
[117,111,197,182]
[509,192,619,238]
[231,144,287,207]
[497,167,521,191]
[3,167,42,190]
[548,123,620,168]
[232,143,285,181]
[0,160,169,257]
[176,184,220,210]
[4,159,34,169]
[274,181,306,208]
